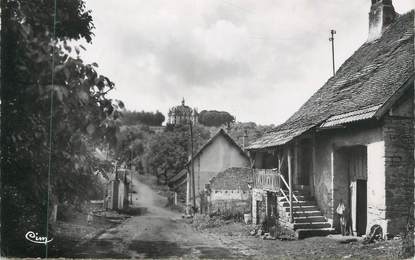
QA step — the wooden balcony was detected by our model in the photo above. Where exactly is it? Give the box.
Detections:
[253,167,298,223]
[253,169,280,192]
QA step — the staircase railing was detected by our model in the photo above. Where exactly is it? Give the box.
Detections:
[277,172,299,203]
[275,169,299,223]
[253,168,300,223]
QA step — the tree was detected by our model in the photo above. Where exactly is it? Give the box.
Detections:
[144,124,210,184]
[115,125,148,168]
[121,110,165,126]
[198,110,235,127]
[226,122,274,147]
[1,0,120,256]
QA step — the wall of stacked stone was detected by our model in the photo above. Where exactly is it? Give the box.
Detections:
[209,199,250,215]
[383,115,414,235]
[252,188,267,224]
[208,189,251,215]
[210,189,250,201]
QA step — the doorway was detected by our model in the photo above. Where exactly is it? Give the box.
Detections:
[356,180,367,236]
[348,146,368,236]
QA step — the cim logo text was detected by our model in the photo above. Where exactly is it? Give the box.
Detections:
[25,231,53,245]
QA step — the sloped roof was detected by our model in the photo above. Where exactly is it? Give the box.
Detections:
[209,167,253,191]
[248,11,414,150]
[320,104,381,128]
[188,128,249,165]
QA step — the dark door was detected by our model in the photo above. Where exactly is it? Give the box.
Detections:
[356,180,367,236]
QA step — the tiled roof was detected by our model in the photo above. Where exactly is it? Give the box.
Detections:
[248,11,414,150]
[246,127,310,150]
[320,105,381,128]
[209,167,253,191]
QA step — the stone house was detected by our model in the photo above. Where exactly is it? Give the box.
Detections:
[169,129,250,212]
[247,1,414,238]
[207,167,253,215]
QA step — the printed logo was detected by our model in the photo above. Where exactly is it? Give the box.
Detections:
[25,231,53,244]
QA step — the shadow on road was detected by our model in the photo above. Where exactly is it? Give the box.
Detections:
[128,240,190,258]
[128,240,236,258]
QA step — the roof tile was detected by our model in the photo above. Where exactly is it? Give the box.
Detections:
[248,11,414,149]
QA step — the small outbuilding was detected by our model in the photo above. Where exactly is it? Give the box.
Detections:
[169,129,250,213]
[207,167,253,215]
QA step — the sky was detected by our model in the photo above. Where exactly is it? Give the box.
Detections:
[79,0,414,125]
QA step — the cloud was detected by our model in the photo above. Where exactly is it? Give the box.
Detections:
[79,0,414,125]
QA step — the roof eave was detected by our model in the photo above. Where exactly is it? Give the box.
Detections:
[374,74,415,119]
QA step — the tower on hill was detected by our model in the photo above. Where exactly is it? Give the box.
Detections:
[167,98,198,126]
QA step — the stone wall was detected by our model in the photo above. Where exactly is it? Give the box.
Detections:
[211,189,250,201]
[209,189,251,215]
[252,188,267,225]
[383,115,414,235]
[209,199,250,215]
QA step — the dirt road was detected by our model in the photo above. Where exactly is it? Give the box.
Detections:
[71,177,256,258]
[68,177,407,258]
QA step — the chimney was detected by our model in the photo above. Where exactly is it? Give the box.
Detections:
[368,0,397,42]
[242,129,248,150]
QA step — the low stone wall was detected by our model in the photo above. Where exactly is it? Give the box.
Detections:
[210,189,249,201]
[383,116,414,235]
[209,199,250,215]
[208,189,251,215]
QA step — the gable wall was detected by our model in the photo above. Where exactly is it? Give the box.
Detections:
[193,134,250,195]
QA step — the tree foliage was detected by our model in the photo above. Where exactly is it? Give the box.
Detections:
[226,122,274,147]
[114,125,149,168]
[144,125,210,184]
[1,0,119,256]
[121,110,165,126]
[198,110,235,127]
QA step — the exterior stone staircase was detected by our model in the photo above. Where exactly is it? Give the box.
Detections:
[277,189,335,239]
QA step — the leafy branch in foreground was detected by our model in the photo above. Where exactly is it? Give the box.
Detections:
[1,0,121,256]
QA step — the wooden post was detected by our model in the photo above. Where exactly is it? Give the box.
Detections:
[190,122,196,213]
[294,140,299,187]
[287,147,293,223]
[311,135,316,196]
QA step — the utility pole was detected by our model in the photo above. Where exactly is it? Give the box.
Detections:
[189,120,196,213]
[329,29,336,77]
